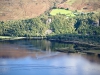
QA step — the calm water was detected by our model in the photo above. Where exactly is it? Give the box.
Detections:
[0,40,100,75]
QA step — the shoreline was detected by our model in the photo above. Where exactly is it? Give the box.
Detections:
[0,36,100,56]
[0,36,46,41]
[49,39,100,47]
[0,36,100,47]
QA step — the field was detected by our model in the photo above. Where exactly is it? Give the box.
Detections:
[50,9,75,17]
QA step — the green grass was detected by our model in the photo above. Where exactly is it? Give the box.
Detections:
[50,9,75,17]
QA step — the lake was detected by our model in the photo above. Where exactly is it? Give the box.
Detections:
[0,40,100,75]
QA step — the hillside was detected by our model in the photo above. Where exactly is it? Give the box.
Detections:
[0,0,64,21]
[58,0,100,12]
[0,0,100,21]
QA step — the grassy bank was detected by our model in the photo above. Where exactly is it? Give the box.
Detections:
[0,36,46,41]
[0,36,26,40]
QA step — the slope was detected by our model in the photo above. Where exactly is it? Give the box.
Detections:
[0,0,64,21]
[58,0,100,12]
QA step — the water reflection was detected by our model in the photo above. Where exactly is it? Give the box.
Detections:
[0,40,100,75]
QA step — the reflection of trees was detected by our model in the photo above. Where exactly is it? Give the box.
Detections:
[50,42,75,51]
[1,39,100,59]
[0,40,53,59]
[0,46,63,59]
[0,49,59,59]
[26,40,75,51]
[0,40,75,59]
[30,40,51,52]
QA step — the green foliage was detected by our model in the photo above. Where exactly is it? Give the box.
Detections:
[66,8,69,10]
[0,12,100,39]
[75,13,100,35]
[0,18,47,37]
[50,15,76,34]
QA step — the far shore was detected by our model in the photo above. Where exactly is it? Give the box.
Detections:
[0,36,100,47]
[49,39,100,47]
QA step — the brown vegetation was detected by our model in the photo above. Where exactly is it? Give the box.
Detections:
[0,0,100,21]
[58,0,100,12]
[0,0,64,21]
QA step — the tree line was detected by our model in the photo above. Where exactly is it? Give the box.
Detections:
[0,12,100,38]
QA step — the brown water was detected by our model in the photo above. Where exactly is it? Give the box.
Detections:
[0,40,100,75]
